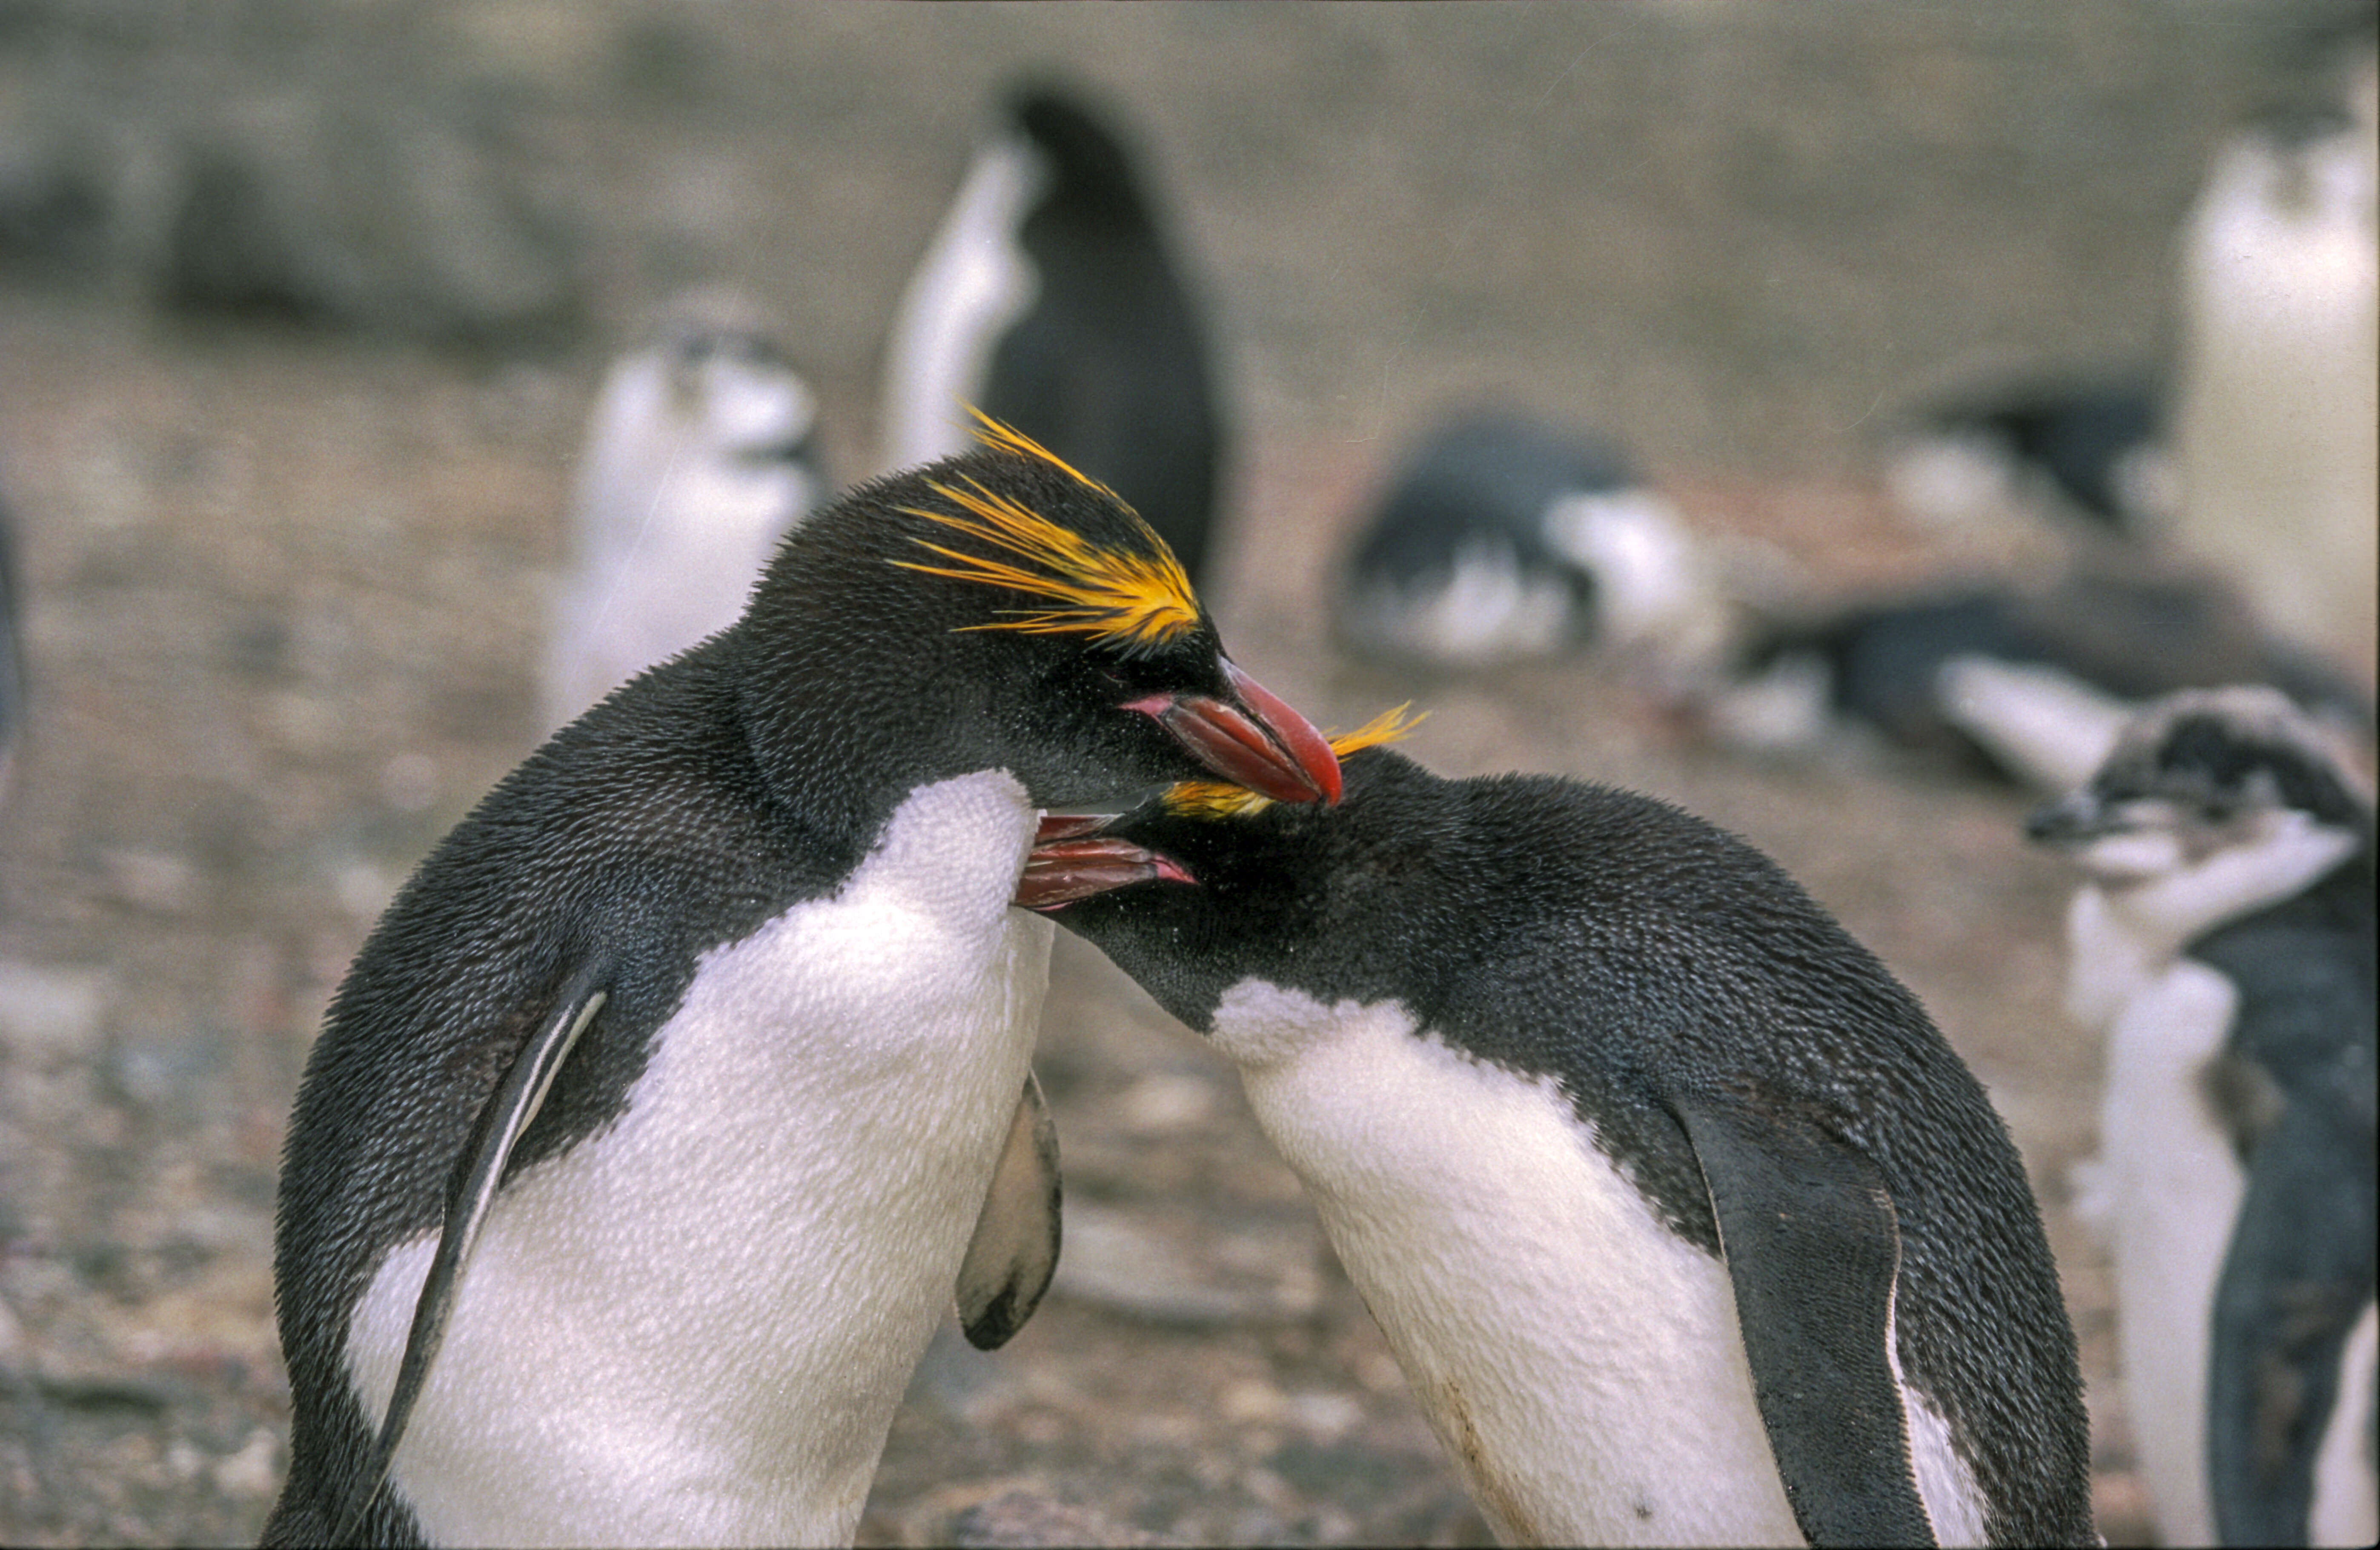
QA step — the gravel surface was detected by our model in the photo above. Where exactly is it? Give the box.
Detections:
[1,3,2369,1545]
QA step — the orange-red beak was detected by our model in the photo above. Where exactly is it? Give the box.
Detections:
[1014,828,1194,911]
[1125,658,1342,806]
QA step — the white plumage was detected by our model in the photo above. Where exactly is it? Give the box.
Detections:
[876,135,1043,475]
[2172,97,2378,657]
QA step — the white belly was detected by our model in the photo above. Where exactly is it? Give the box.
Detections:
[545,466,805,728]
[2311,1305,2380,1549]
[2096,957,2245,1548]
[1209,983,1986,1547]
[344,771,1053,1547]
[1211,983,1802,1547]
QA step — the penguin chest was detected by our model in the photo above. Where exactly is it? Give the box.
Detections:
[548,454,808,724]
[1207,983,1803,1547]
[346,771,1054,1548]
[597,456,805,670]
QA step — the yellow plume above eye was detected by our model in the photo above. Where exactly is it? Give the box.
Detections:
[1163,704,1426,819]
[890,412,1201,651]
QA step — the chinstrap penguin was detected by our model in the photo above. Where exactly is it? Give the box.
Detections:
[544,286,828,730]
[263,418,1340,1548]
[1025,730,2096,1547]
[878,81,1226,587]
[2029,686,2377,1548]
[1333,411,1718,675]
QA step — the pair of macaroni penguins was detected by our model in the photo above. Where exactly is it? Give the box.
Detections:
[268,425,2094,1546]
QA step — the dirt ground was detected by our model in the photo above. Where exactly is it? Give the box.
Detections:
[0,3,2370,1546]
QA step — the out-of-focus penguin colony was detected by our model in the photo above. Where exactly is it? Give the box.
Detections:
[0,3,2371,1545]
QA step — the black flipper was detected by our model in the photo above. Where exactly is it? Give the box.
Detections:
[955,1069,1062,1350]
[2207,1100,2378,1546]
[1676,1098,1938,1549]
[2193,875,2380,1548]
[331,966,611,1541]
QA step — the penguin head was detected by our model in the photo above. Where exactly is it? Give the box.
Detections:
[1017,712,1435,1030]
[1004,82,1152,229]
[731,415,1339,814]
[646,288,821,470]
[2026,685,2371,931]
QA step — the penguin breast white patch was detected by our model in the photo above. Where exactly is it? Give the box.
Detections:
[1206,980,1807,1546]
[343,770,1055,1548]
[1205,979,1989,1546]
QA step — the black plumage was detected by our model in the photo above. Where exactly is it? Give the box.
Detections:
[1724,560,2374,780]
[1333,412,1662,666]
[1912,379,2168,528]
[980,87,1223,585]
[1046,748,2096,1546]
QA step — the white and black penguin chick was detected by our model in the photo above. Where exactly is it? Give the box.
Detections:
[544,286,828,730]
[1028,741,2096,1547]
[879,81,1226,587]
[1333,411,1718,674]
[263,419,1341,1549]
[2028,687,2377,1548]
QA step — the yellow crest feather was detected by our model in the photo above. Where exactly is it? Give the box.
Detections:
[1163,704,1426,819]
[962,408,1118,499]
[889,412,1200,650]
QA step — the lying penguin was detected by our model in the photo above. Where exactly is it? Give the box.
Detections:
[1705,558,2372,792]
[2029,686,2377,1548]
[879,81,1226,587]
[263,416,1341,1547]
[1021,719,2096,1547]
[1881,375,2174,536]
[543,286,828,730]
[1332,411,1719,674]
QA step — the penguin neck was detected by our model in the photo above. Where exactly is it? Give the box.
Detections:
[727,620,977,867]
[2089,813,2363,966]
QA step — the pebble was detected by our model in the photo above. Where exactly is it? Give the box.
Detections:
[211,1429,279,1498]
[945,1485,1173,1548]
[0,960,109,1060]
[1051,1203,1320,1327]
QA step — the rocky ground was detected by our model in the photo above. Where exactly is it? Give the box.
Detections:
[0,3,2370,1545]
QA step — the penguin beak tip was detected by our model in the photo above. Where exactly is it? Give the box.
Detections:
[1128,658,1342,806]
